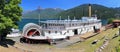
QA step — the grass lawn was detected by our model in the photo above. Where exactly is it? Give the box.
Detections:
[67,28,119,52]
[102,29,120,52]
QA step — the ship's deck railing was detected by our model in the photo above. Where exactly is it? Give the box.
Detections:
[40,19,101,24]
[42,27,65,31]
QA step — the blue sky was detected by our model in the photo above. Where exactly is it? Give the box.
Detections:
[21,0,120,11]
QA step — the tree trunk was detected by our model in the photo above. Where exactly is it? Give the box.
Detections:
[0,33,7,41]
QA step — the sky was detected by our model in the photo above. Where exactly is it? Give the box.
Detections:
[21,0,120,11]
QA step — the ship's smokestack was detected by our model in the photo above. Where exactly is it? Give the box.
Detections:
[88,4,92,17]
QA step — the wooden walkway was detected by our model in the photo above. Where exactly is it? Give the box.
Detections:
[55,31,98,48]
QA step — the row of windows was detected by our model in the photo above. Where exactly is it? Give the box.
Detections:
[48,24,64,26]
[68,22,100,27]
[48,30,70,34]
[68,23,86,27]
[48,31,58,34]
[47,22,100,27]
[47,26,94,34]
[48,27,93,34]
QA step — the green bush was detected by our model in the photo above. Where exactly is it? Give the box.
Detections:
[108,18,114,24]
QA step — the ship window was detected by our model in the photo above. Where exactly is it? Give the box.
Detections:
[72,24,74,26]
[69,24,71,27]
[67,30,69,33]
[48,31,51,34]
[76,24,77,26]
[60,32,62,34]
[55,31,57,33]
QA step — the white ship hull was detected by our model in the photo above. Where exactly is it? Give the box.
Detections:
[21,17,102,44]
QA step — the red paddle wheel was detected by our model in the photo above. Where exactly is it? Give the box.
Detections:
[20,23,42,44]
[27,29,40,36]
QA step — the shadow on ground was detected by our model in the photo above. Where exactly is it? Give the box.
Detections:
[0,39,15,48]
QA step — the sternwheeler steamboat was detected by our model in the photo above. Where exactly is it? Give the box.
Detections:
[20,4,102,44]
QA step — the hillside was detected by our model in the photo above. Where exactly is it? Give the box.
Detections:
[22,8,64,19]
[56,4,120,19]
[23,4,120,19]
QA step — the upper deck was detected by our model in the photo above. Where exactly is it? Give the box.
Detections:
[40,17,101,31]
[41,17,101,24]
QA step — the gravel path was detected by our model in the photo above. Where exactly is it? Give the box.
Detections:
[55,37,81,48]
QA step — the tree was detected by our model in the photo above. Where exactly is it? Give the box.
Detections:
[108,18,114,24]
[0,0,22,41]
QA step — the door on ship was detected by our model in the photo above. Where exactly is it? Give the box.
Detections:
[93,26,96,32]
[73,29,78,35]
